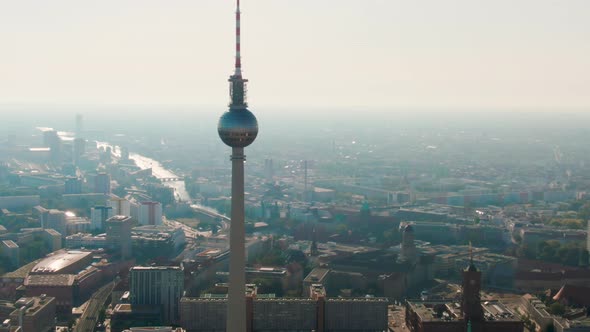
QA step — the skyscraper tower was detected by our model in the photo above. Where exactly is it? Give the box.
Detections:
[75,113,83,136]
[217,1,259,331]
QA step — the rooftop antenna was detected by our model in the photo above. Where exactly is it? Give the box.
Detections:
[234,0,242,76]
[227,0,248,108]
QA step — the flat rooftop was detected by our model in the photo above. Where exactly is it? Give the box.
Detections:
[29,147,51,152]
[44,228,61,236]
[199,294,228,299]
[106,215,132,222]
[181,297,227,303]
[482,301,519,320]
[314,187,335,193]
[133,225,181,232]
[12,296,55,317]
[407,300,519,322]
[245,267,287,276]
[2,240,18,249]
[304,268,330,283]
[131,266,182,271]
[326,298,388,303]
[31,250,92,274]
[407,300,462,322]
[255,298,315,303]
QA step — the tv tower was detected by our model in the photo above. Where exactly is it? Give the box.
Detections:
[217,0,258,331]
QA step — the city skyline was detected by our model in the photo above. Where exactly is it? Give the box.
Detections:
[1,1,590,331]
[1,0,589,110]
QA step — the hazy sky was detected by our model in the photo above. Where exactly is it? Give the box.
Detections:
[1,0,589,110]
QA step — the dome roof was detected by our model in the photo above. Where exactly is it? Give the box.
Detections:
[218,108,258,148]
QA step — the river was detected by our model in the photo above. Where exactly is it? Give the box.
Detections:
[95,142,191,202]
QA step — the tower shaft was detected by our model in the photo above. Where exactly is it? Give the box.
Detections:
[227,147,247,331]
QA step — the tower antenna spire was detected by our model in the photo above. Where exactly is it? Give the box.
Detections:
[235,0,242,76]
[229,0,248,108]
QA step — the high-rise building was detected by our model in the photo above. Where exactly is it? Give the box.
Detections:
[109,197,131,217]
[42,130,56,147]
[264,159,274,181]
[179,289,388,332]
[94,172,111,194]
[43,130,62,163]
[43,229,62,251]
[120,146,130,162]
[322,298,388,331]
[75,113,83,136]
[129,266,184,325]
[73,138,86,165]
[128,198,140,221]
[216,1,259,330]
[253,299,318,331]
[180,297,227,331]
[105,215,132,259]
[91,206,113,231]
[40,209,67,236]
[139,201,162,226]
[64,177,82,194]
[1,240,19,268]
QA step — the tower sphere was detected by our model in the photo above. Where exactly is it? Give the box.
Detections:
[218,108,258,148]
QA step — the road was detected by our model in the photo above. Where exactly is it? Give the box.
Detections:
[75,281,115,332]
[166,204,230,240]
[190,204,230,223]
[165,219,211,239]
[190,204,230,234]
